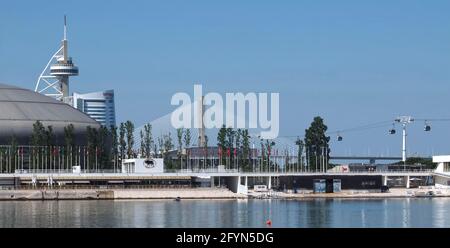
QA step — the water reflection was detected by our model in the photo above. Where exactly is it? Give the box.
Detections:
[1,198,450,228]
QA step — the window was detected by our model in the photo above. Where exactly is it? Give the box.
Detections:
[362,181,376,186]
[444,162,450,172]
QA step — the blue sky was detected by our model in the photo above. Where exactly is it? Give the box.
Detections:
[1,0,450,157]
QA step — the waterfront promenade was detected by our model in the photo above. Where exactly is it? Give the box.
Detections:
[0,169,445,201]
[1,187,449,201]
[0,187,244,200]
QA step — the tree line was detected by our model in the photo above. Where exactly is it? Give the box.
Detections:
[2,115,332,172]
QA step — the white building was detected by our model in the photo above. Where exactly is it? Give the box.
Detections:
[432,155,450,187]
[122,158,164,174]
[72,90,116,128]
[433,155,450,173]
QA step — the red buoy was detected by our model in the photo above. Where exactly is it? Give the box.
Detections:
[266,219,272,226]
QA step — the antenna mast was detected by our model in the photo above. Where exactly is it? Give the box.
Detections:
[35,15,79,102]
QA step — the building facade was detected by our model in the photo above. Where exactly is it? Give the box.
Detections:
[72,90,116,128]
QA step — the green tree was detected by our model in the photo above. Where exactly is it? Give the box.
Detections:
[31,121,45,171]
[225,127,236,169]
[153,137,159,158]
[44,126,55,147]
[241,129,251,171]
[97,126,109,169]
[177,128,184,168]
[295,137,304,171]
[183,128,191,169]
[204,135,209,167]
[119,123,126,160]
[86,126,98,170]
[304,116,330,172]
[259,138,266,171]
[264,139,276,171]
[64,124,75,149]
[63,124,75,169]
[235,129,242,168]
[110,125,119,171]
[163,133,174,153]
[157,136,164,158]
[110,125,118,166]
[184,129,191,148]
[394,157,436,169]
[9,135,17,173]
[140,129,145,157]
[143,124,153,158]
[177,128,184,151]
[162,133,174,169]
[235,129,242,150]
[217,125,227,165]
[124,120,135,158]
[42,126,54,170]
[225,127,235,152]
[31,120,45,146]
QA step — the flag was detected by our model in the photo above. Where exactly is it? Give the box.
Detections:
[234,148,237,156]
[227,148,230,157]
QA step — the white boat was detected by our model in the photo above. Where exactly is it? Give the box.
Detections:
[414,191,438,197]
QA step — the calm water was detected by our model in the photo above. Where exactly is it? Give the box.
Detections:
[1,198,450,228]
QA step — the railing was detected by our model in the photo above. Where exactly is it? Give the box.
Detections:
[1,168,434,176]
[0,184,200,190]
[166,168,239,174]
[11,169,121,175]
[167,169,434,174]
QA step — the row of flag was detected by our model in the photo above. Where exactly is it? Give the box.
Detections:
[0,147,102,156]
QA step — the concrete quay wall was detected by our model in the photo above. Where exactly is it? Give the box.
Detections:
[0,188,243,201]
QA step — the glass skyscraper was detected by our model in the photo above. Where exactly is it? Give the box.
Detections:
[72,90,116,128]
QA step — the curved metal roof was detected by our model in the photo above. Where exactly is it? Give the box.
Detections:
[0,83,100,145]
[0,83,97,124]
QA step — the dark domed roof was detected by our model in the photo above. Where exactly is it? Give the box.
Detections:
[0,83,100,145]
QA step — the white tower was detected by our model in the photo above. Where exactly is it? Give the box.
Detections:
[35,15,79,102]
[395,116,414,164]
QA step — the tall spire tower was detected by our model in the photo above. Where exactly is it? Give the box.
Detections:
[35,15,79,101]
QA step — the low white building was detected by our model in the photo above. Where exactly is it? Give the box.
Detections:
[432,155,450,187]
[121,158,164,173]
[433,155,450,173]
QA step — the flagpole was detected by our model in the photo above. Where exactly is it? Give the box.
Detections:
[21,147,23,173]
[95,147,98,173]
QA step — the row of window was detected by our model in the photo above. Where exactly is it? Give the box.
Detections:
[50,69,78,74]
